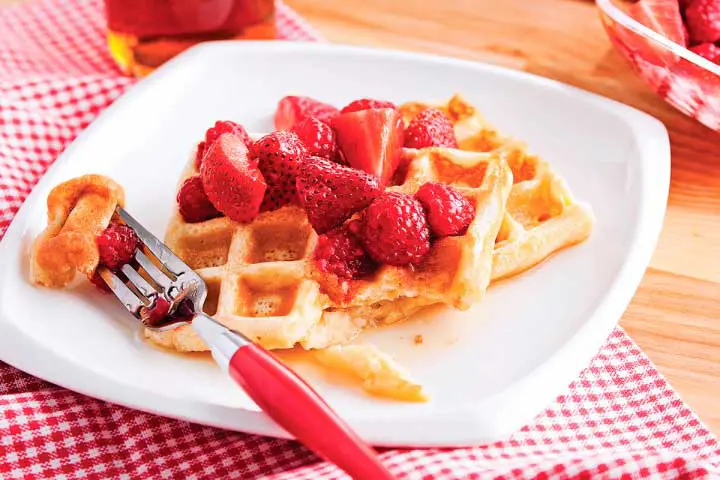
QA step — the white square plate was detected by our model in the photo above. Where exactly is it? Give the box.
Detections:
[0,42,670,447]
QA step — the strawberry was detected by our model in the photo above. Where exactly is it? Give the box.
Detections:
[685,0,720,43]
[250,130,308,211]
[340,98,397,114]
[290,117,339,161]
[200,133,266,223]
[690,42,720,63]
[274,96,339,130]
[358,192,430,266]
[296,156,381,234]
[195,120,250,168]
[404,108,458,149]
[176,176,222,223]
[332,108,405,187]
[628,0,687,46]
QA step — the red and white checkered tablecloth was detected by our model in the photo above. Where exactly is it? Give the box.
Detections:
[0,0,718,478]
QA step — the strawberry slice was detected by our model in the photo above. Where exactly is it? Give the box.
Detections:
[628,0,687,46]
[296,156,381,234]
[200,133,266,223]
[274,95,339,130]
[331,108,405,187]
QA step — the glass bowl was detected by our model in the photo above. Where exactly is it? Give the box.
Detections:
[596,0,720,130]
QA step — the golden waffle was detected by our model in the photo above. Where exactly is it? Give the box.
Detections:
[399,95,594,282]
[31,174,125,288]
[147,141,513,354]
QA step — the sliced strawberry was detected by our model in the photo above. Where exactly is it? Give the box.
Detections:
[296,156,381,234]
[628,0,687,46]
[274,96,339,130]
[340,98,397,114]
[332,108,405,187]
[195,120,250,169]
[200,133,266,223]
[250,131,308,212]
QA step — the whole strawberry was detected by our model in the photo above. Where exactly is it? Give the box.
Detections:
[685,0,720,44]
[195,120,250,168]
[177,176,222,223]
[274,96,339,130]
[341,98,397,114]
[201,133,266,223]
[250,131,308,211]
[296,156,381,233]
[359,192,430,266]
[314,224,376,279]
[404,108,458,149]
[96,224,139,270]
[415,182,475,237]
[291,117,339,161]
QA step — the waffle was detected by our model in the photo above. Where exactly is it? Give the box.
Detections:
[31,174,125,288]
[399,95,595,282]
[147,143,514,354]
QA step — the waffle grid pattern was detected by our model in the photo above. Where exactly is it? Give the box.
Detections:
[0,0,718,478]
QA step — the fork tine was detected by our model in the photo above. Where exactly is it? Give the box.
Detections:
[134,250,173,292]
[121,264,156,299]
[116,207,188,276]
[98,268,145,317]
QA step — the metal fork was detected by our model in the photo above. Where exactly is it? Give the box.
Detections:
[98,206,394,480]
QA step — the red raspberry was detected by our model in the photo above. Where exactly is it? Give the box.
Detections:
[314,225,376,279]
[404,108,458,149]
[177,176,222,223]
[415,182,475,237]
[96,224,138,270]
[250,131,308,211]
[141,297,171,327]
[685,0,720,43]
[690,42,720,63]
[359,192,430,266]
[340,98,397,114]
[291,117,339,161]
[195,121,250,168]
[90,271,111,293]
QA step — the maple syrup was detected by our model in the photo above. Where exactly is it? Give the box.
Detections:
[104,0,276,77]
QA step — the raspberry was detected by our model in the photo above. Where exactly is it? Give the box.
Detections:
[296,156,381,234]
[690,42,720,63]
[250,131,308,211]
[90,271,111,293]
[195,120,250,168]
[404,108,458,149]
[291,117,339,161]
[416,182,475,237]
[141,297,171,327]
[340,98,397,114]
[314,225,376,279]
[685,0,720,43]
[177,176,222,223]
[96,224,138,270]
[359,192,430,266]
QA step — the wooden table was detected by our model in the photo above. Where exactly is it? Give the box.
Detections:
[2,0,718,436]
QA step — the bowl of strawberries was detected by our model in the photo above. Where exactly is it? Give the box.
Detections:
[597,0,720,130]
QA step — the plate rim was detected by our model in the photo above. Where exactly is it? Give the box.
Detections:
[0,40,671,447]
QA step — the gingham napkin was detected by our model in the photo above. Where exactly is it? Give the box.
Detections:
[0,1,718,478]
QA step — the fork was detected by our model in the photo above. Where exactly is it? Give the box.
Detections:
[97,206,395,480]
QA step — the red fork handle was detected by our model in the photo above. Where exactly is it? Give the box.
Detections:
[229,344,395,480]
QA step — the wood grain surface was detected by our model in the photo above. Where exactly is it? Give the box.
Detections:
[1,0,718,436]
